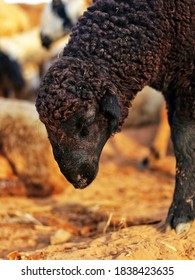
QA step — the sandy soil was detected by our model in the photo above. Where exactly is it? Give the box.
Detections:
[0,125,195,260]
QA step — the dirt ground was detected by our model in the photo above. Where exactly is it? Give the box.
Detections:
[0,124,195,260]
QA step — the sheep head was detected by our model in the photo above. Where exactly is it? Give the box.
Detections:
[36,57,121,189]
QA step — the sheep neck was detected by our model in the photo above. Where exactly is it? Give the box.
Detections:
[62,0,193,127]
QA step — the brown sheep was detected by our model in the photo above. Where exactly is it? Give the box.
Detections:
[36,0,194,234]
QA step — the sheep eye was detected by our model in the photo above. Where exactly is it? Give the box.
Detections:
[76,122,82,130]
[80,126,89,137]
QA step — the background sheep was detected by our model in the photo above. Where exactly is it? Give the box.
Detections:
[16,2,46,29]
[36,0,194,233]
[0,0,30,36]
[127,88,170,168]
[0,0,46,36]
[0,50,25,98]
[0,98,67,197]
[40,0,92,48]
[0,1,46,100]
[0,0,70,101]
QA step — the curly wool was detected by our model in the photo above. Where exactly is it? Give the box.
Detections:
[37,0,194,129]
[37,55,130,132]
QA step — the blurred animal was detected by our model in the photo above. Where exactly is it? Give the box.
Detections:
[16,3,46,28]
[36,0,194,233]
[0,22,70,100]
[0,98,67,197]
[0,27,49,66]
[0,0,47,100]
[141,103,170,168]
[0,0,31,36]
[0,50,25,98]
[0,0,46,36]
[125,87,170,168]
[40,0,92,48]
[0,27,49,100]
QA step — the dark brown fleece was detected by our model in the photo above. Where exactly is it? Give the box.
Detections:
[37,0,194,124]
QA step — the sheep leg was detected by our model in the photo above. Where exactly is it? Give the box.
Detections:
[165,94,195,233]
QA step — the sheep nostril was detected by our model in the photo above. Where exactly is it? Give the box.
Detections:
[73,175,88,189]
[77,175,87,184]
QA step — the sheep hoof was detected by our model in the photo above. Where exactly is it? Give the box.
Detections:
[137,157,150,170]
[164,221,191,234]
[165,221,190,234]
[138,156,158,170]
[138,147,161,170]
[175,222,191,234]
[165,215,192,234]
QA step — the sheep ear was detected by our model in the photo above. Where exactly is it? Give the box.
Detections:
[100,91,121,133]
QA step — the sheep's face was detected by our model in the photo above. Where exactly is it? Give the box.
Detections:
[36,56,121,189]
[45,93,121,189]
